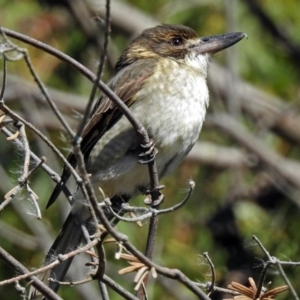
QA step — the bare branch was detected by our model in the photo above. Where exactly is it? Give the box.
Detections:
[203,253,216,294]
[243,0,300,65]
[0,238,99,286]
[0,56,7,100]
[1,127,68,192]
[206,114,300,200]
[75,0,111,139]
[0,246,63,300]
[0,220,38,250]
[252,235,299,299]
[276,262,298,300]
[208,64,300,145]
[0,28,75,138]
[0,103,82,187]
[102,275,139,300]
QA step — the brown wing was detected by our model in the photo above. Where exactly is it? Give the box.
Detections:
[47,58,156,208]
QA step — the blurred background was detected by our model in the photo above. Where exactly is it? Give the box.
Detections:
[1,0,300,299]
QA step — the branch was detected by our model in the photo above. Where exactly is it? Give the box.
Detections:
[75,0,111,140]
[0,27,147,143]
[0,103,81,188]
[252,236,299,300]
[0,246,63,300]
[206,114,300,199]
[89,0,157,36]
[0,238,99,286]
[1,26,162,206]
[208,64,300,145]
[243,0,300,65]
[0,28,75,139]
[0,220,38,250]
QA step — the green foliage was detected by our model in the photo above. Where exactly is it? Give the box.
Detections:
[1,1,300,299]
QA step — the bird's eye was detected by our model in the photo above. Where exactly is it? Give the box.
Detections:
[171,37,183,46]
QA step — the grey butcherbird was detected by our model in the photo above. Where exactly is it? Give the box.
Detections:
[29,24,245,298]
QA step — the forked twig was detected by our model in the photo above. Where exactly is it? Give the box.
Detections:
[0,27,74,139]
[252,235,298,299]
[203,252,216,294]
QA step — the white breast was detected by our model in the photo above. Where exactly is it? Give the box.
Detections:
[93,56,209,197]
[134,56,209,174]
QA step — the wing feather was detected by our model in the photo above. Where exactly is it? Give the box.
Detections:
[47,58,156,208]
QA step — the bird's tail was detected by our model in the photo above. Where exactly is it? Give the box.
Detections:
[28,212,84,299]
[28,194,130,299]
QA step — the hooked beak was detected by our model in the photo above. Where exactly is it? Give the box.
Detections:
[196,32,246,54]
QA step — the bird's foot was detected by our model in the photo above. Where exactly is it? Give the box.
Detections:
[141,185,165,207]
[138,139,158,164]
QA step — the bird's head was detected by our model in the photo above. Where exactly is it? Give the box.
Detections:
[115,24,246,73]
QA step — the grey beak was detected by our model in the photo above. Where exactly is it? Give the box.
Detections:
[197,32,246,54]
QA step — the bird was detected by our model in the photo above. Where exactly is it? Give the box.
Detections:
[29,24,245,298]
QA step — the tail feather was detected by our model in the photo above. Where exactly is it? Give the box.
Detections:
[29,194,131,299]
[29,212,83,299]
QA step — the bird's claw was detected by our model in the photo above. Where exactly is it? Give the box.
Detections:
[138,139,158,164]
[142,185,165,207]
[144,193,165,206]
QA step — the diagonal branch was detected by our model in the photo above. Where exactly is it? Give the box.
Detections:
[243,0,300,65]
[0,246,63,300]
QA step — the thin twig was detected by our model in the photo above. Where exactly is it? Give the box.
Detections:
[27,156,47,178]
[195,282,239,295]
[94,240,106,279]
[17,123,30,183]
[278,261,300,266]
[104,180,195,223]
[255,260,272,299]
[26,183,42,220]
[0,28,75,138]
[276,261,298,300]
[252,235,272,259]
[0,220,38,250]
[0,122,37,211]
[75,0,111,139]
[206,113,300,203]
[144,218,159,256]
[243,0,300,67]
[0,27,149,144]
[137,180,194,296]
[203,253,215,294]
[0,56,7,100]
[67,6,112,295]
[252,235,275,298]
[23,52,75,138]
[72,144,99,234]
[104,199,152,222]
[0,246,63,300]
[0,103,81,184]
[0,185,22,211]
[158,180,195,214]
[102,275,139,300]
[98,281,110,300]
[252,235,299,299]
[49,276,92,286]
[0,237,99,286]
[1,127,74,203]
[1,127,61,186]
